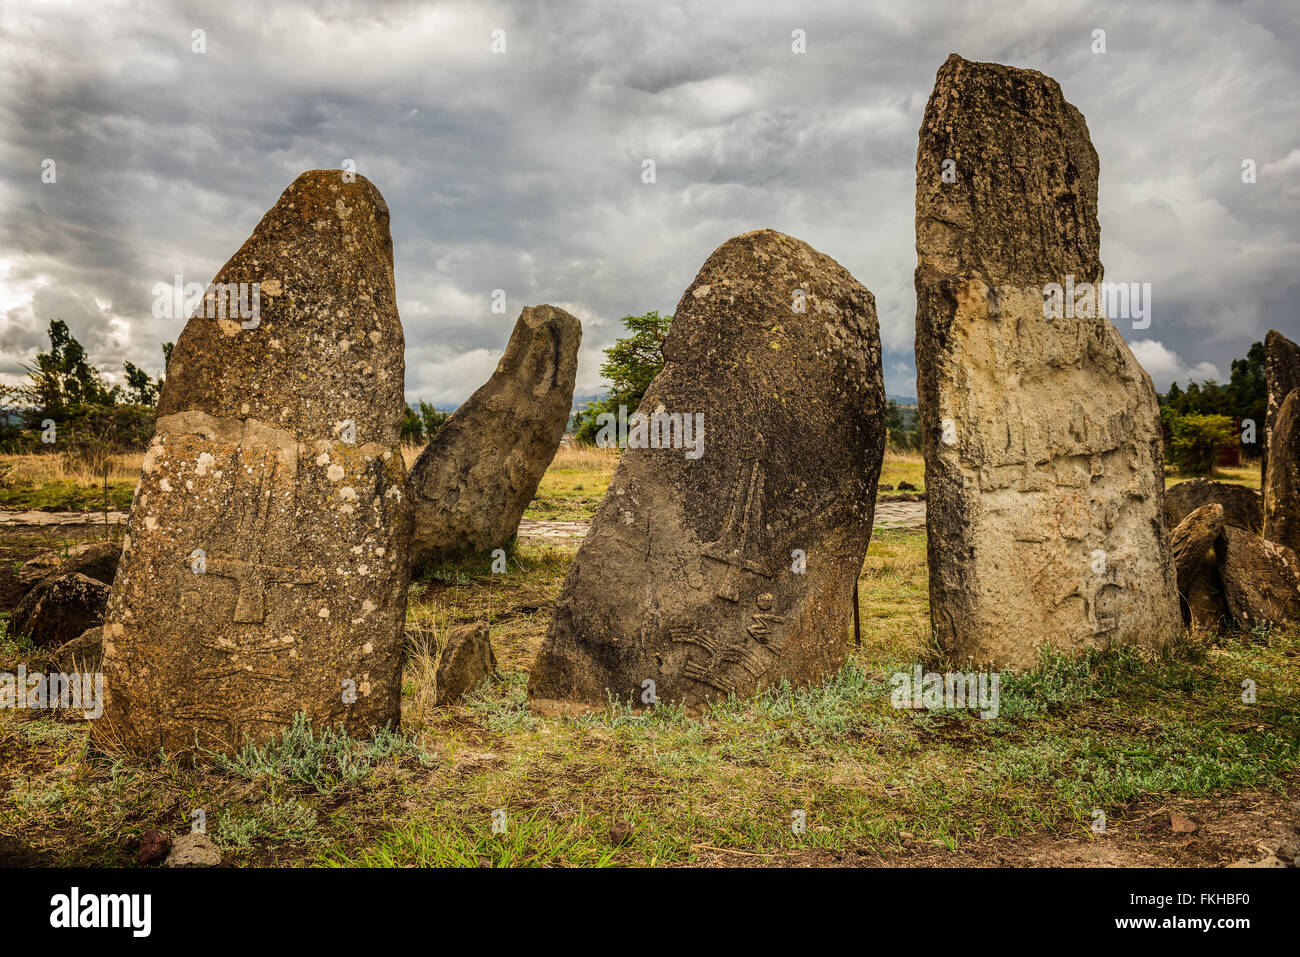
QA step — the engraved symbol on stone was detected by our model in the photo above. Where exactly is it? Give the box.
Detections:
[703,460,774,602]
[669,626,766,695]
[1071,564,1127,636]
[747,612,785,644]
[204,555,320,623]
[190,449,320,624]
[190,635,296,684]
[168,703,298,744]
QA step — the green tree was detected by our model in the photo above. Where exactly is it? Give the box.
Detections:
[418,400,449,440]
[122,361,159,406]
[1160,339,1265,462]
[1167,413,1234,475]
[575,311,673,444]
[14,319,115,423]
[400,405,425,445]
[1226,340,1266,451]
[399,400,452,446]
[885,400,920,452]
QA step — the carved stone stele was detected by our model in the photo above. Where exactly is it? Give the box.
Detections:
[528,229,885,712]
[409,305,580,567]
[1263,330,1300,485]
[94,172,411,756]
[914,55,1180,668]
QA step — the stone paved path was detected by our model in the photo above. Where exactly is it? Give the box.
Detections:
[0,500,927,536]
[0,509,128,527]
[515,499,925,543]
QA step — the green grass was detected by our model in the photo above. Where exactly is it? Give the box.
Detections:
[879,453,925,492]
[516,446,619,522]
[212,713,436,794]
[1165,463,1261,490]
[0,479,135,511]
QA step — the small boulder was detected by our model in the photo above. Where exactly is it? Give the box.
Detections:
[8,573,110,648]
[164,833,221,868]
[137,829,172,866]
[1169,504,1227,629]
[436,622,497,705]
[1165,478,1262,533]
[45,627,103,674]
[17,541,122,594]
[1216,526,1300,630]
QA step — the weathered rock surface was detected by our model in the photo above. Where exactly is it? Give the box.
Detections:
[1169,504,1227,629]
[529,229,885,711]
[1217,526,1300,630]
[1263,387,1300,554]
[9,573,110,649]
[17,541,122,593]
[165,832,221,868]
[1165,478,1262,533]
[1263,330,1300,484]
[410,305,580,567]
[914,54,1180,668]
[94,171,412,757]
[436,621,497,704]
[46,627,104,674]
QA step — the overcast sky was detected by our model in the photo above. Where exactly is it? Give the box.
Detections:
[1,0,1297,406]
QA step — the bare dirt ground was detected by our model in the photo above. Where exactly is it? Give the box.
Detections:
[0,499,927,555]
[689,784,1300,867]
[0,510,129,526]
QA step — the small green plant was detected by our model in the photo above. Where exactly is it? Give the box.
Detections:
[211,713,434,793]
[214,797,320,850]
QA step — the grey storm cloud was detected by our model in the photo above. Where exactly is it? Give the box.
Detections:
[1,0,1297,405]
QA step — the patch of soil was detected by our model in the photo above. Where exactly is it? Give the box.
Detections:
[0,834,53,867]
[689,783,1300,867]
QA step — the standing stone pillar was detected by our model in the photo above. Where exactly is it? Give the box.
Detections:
[1264,387,1300,554]
[529,229,885,712]
[94,171,412,756]
[914,55,1180,669]
[1263,330,1300,488]
[409,304,581,567]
